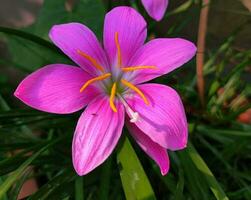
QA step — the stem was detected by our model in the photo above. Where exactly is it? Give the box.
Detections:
[196,0,210,107]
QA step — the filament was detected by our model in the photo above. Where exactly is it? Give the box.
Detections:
[77,50,105,72]
[115,32,122,67]
[109,82,117,112]
[121,79,149,105]
[80,73,111,92]
[122,66,157,72]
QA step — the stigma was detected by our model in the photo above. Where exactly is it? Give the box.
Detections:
[118,94,139,123]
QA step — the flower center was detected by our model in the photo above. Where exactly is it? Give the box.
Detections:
[77,32,158,114]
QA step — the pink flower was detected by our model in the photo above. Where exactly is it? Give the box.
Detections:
[14,6,196,176]
[141,0,169,21]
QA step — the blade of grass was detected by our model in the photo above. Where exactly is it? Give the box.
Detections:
[167,0,193,16]
[75,176,84,200]
[0,136,66,198]
[197,125,251,137]
[173,167,185,200]
[0,26,60,54]
[9,168,33,200]
[99,157,112,200]
[0,178,8,200]
[28,169,75,200]
[117,136,156,200]
[178,150,210,200]
[186,142,229,200]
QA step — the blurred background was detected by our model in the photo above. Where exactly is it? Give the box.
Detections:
[0,0,250,199]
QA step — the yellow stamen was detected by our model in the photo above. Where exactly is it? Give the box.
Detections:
[109,82,117,112]
[80,73,111,92]
[115,32,122,67]
[122,66,157,72]
[77,50,105,72]
[121,79,149,105]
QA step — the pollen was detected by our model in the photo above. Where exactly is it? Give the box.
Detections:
[77,50,105,72]
[115,32,122,67]
[80,73,111,92]
[109,82,117,112]
[121,79,149,105]
[122,66,157,72]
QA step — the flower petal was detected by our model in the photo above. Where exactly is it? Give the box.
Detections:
[14,64,100,114]
[126,119,169,175]
[141,0,168,21]
[49,23,109,75]
[72,96,125,175]
[127,38,196,84]
[125,83,188,150]
[103,6,147,67]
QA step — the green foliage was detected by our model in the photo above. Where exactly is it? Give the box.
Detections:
[0,0,251,199]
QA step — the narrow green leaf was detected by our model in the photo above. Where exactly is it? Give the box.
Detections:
[0,93,10,111]
[178,150,210,200]
[0,147,45,198]
[0,137,65,198]
[173,168,185,200]
[197,125,251,137]
[117,136,156,200]
[0,178,8,200]
[168,0,193,16]
[0,26,59,52]
[28,169,75,200]
[99,157,112,200]
[186,143,229,200]
[75,176,84,200]
[9,169,33,200]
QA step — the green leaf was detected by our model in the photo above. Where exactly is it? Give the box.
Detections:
[186,143,229,200]
[34,0,105,39]
[28,169,75,200]
[117,136,156,200]
[0,136,66,198]
[0,26,59,52]
[9,169,33,200]
[99,157,112,200]
[0,147,45,198]
[7,36,70,71]
[178,150,210,200]
[3,0,105,72]
[198,125,251,137]
[167,0,193,16]
[75,176,84,200]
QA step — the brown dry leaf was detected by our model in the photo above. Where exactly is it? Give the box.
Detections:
[240,0,251,11]
[237,108,251,124]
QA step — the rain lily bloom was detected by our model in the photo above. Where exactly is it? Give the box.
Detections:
[141,0,168,21]
[14,6,196,176]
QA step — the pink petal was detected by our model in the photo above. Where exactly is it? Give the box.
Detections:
[14,64,100,114]
[126,119,169,175]
[125,83,188,150]
[49,23,109,75]
[72,96,125,175]
[141,0,168,21]
[127,38,196,85]
[103,6,147,67]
